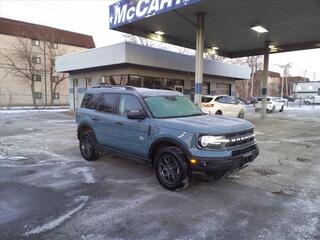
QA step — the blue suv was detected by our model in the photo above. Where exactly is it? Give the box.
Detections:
[76,86,259,190]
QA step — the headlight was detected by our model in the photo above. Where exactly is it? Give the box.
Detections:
[199,135,230,147]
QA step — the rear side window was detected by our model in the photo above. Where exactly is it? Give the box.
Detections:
[202,97,213,103]
[81,93,100,109]
[96,93,117,113]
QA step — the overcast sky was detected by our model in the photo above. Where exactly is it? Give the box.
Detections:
[1,0,319,80]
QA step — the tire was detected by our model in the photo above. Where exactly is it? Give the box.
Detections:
[238,111,245,119]
[79,130,99,161]
[280,105,284,112]
[215,110,222,115]
[305,101,310,105]
[154,146,189,191]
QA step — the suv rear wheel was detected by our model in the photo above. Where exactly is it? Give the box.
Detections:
[154,146,189,191]
[79,130,99,161]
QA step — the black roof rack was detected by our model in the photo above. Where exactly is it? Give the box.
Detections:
[90,85,175,91]
[91,85,137,91]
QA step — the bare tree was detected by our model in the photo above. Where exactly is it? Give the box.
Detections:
[229,56,263,98]
[246,56,263,97]
[124,33,154,47]
[4,37,41,106]
[275,63,292,97]
[44,41,68,105]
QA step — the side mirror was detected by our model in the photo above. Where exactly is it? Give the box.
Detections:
[127,110,146,120]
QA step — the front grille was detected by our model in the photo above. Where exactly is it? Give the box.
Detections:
[226,128,255,147]
[232,144,256,157]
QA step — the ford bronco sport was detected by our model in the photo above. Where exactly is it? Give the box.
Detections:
[76,86,259,191]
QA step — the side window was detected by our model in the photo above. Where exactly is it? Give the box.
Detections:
[215,96,223,103]
[96,93,117,113]
[81,93,100,109]
[119,95,143,115]
[226,96,236,104]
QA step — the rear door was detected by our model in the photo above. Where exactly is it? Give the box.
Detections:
[93,93,119,147]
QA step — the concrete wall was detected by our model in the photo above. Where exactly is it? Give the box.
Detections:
[0,34,88,107]
[67,66,236,110]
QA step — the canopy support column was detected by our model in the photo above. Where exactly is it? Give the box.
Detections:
[261,41,270,119]
[194,13,205,106]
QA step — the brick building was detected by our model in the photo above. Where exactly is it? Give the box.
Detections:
[0,17,95,107]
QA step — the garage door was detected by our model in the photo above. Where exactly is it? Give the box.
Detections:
[216,83,231,95]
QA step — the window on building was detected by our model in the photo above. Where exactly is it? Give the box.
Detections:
[128,75,143,87]
[32,39,40,46]
[50,42,58,49]
[33,74,42,81]
[86,78,92,88]
[104,75,128,85]
[96,93,117,113]
[34,92,42,99]
[53,93,60,99]
[202,82,210,95]
[118,94,143,115]
[73,78,78,86]
[32,56,41,64]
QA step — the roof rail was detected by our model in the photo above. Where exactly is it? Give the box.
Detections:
[90,85,137,91]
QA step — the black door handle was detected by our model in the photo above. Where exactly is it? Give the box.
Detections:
[91,117,99,121]
[115,121,124,125]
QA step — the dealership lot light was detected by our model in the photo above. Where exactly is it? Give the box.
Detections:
[251,25,269,33]
[155,31,165,35]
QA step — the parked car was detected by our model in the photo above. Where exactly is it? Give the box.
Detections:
[283,95,295,102]
[201,95,246,118]
[304,96,320,105]
[76,86,259,191]
[247,97,258,104]
[255,97,285,113]
[235,97,250,105]
[277,97,288,104]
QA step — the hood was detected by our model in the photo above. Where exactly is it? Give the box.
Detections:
[154,115,254,135]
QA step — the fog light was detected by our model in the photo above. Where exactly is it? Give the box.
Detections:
[189,159,198,165]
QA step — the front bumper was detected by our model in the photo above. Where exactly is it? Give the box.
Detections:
[189,144,259,173]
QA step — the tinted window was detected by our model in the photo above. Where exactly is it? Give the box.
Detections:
[81,93,100,109]
[202,97,213,103]
[96,93,117,113]
[119,95,143,115]
[216,96,227,103]
[228,96,237,104]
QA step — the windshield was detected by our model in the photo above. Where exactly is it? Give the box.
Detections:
[144,96,203,118]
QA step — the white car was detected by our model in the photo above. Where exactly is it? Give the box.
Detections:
[304,96,320,105]
[255,97,285,113]
[201,95,246,118]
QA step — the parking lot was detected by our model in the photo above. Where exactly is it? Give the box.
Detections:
[0,105,320,240]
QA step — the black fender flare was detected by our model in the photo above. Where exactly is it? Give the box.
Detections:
[77,123,96,140]
[148,137,192,161]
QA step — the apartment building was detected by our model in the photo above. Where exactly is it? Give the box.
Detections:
[0,17,95,107]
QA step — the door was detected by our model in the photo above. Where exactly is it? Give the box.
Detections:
[113,94,150,157]
[93,93,119,147]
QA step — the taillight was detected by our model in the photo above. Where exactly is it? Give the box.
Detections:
[202,103,214,107]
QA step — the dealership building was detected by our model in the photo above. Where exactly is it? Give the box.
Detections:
[56,42,250,110]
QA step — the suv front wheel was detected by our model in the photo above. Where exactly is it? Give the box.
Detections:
[79,130,99,161]
[154,146,189,191]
